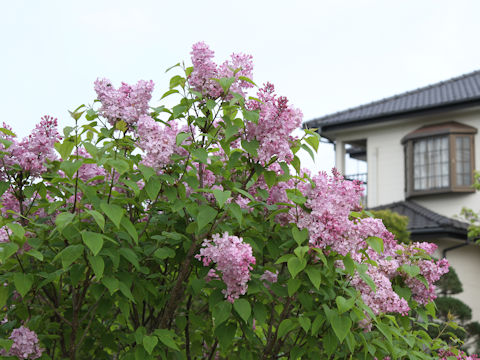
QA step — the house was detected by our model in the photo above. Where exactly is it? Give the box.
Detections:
[303,70,480,322]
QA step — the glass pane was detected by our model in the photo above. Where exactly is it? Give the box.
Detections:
[413,136,450,190]
[455,136,471,186]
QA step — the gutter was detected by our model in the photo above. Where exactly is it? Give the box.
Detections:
[442,239,470,259]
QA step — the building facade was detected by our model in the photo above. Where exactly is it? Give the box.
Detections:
[304,70,480,322]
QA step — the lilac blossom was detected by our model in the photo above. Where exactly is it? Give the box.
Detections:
[137,115,188,172]
[0,326,43,359]
[245,83,303,165]
[196,232,256,302]
[94,78,154,127]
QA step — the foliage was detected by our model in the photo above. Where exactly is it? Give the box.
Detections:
[0,42,477,359]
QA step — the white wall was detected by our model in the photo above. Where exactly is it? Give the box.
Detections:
[328,106,480,218]
[434,238,480,323]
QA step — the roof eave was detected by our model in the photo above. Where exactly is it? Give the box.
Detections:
[306,97,480,137]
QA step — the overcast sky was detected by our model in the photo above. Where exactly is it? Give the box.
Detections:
[2,0,480,173]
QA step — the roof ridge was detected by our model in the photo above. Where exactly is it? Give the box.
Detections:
[306,69,480,124]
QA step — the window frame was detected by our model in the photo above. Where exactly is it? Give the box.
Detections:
[402,122,476,198]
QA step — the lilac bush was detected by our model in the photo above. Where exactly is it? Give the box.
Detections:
[0,42,476,359]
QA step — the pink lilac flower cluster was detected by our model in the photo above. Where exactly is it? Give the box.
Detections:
[295,171,449,314]
[245,83,303,165]
[254,167,448,315]
[400,242,450,305]
[188,42,254,98]
[438,349,480,359]
[0,117,61,177]
[260,270,278,283]
[137,115,188,172]
[0,326,43,359]
[196,232,256,302]
[94,78,154,127]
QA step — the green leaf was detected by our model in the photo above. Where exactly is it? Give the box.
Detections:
[287,278,302,296]
[121,217,138,244]
[277,319,296,338]
[100,203,124,229]
[0,181,10,197]
[88,255,105,279]
[212,189,231,208]
[153,247,176,260]
[118,281,135,302]
[263,171,277,188]
[0,285,8,308]
[217,76,236,93]
[7,222,25,238]
[342,255,355,276]
[108,159,129,174]
[161,89,179,100]
[172,104,187,118]
[233,299,251,323]
[323,330,339,357]
[192,148,208,164]
[82,231,104,256]
[119,248,140,269]
[214,322,237,349]
[287,257,306,279]
[286,189,306,205]
[241,139,259,157]
[0,242,19,262]
[196,205,218,230]
[292,226,308,245]
[58,244,84,269]
[243,109,259,123]
[305,266,322,290]
[366,236,384,253]
[305,135,320,152]
[227,203,243,225]
[0,338,13,352]
[102,276,119,295]
[176,132,190,146]
[299,316,311,332]
[154,329,180,351]
[213,301,232,326]
[54,138,75,160]
[331,313,352,343]
[86,210,105,231]
[55,212,75,232]
[60,160,83,179]
[336,296,355,314]
[145,177,162,201]
[13,273,34,297]
[25,249,43,261]
[143,335,158,355]
[400,264,420,277]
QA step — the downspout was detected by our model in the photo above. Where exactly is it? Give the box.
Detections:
[442,239,470,259]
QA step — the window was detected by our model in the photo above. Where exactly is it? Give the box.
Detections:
[403,122,476,197]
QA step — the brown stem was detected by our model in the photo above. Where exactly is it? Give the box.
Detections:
[158,238,198,329]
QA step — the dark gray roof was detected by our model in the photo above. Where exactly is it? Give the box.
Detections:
[304,70,480,132]
[370,200,469,241]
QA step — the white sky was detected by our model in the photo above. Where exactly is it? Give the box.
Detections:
[2,0,480,174]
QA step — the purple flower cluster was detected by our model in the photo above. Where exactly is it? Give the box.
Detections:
[137,115,187,172]
[245,83,303,164]
[188,42,254,98]
[196,232,256,303]
[0,326,43,359]
[438,349,479,359]
[94,78,154,127]
[1,116,61,177]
